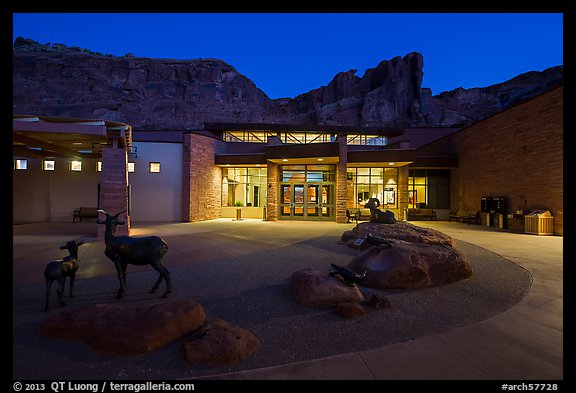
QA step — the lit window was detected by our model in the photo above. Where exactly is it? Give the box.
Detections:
[15,159,27,170]
[128,162,135,173]
[70,161,82,171]
[43,160,55,171]
[97,161,102,172]
[149,162,160,173]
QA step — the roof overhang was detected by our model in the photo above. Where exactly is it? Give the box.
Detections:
[13,115,132,159]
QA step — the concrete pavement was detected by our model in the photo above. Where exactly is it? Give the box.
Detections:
[199,221,563,380]
[12,220,563,380]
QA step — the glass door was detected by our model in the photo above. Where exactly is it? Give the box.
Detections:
[280,183,305,219]
[293,184,305,217]
[306,184,320,218]
[280,184,292,218]
[280,182,334,220]
[319,184,334,220]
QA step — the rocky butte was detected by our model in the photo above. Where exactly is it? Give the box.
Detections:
[13,37,563,130]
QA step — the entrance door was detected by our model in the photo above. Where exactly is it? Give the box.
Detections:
[319,184,334,220]
[279,183,334,220]
[280,183,304,218]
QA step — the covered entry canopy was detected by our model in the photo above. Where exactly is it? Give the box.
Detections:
[13,115,132,159]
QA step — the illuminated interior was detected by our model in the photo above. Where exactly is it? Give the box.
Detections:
[223,131,387,145]
[347,167,398,209]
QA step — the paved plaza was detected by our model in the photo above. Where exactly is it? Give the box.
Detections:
[13,220,562,380]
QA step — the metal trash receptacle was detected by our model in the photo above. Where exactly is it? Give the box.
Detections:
[525,210,554,235]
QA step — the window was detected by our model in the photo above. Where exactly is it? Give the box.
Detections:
[280,165,335,182]
[222,167,267,207]
[97,161,102,172]
[70,161,82,171]
[346,167,398,209]
[347,135,387,146]
[14,159,27,170]
[408,169,450,209]
[43,160,55,171]
[149,162,161,173]
[128,162,135,173]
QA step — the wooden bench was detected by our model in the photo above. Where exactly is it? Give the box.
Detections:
[449,210,479,225]
[73,207,99,222]
[407,208,437,221]
[346,209,359,223]
[346,208,380,223]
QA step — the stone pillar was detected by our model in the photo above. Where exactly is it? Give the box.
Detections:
[182,133,224,222]
[397,165,409,221]
[336,135,348,223]
[98,142,130,237]
[266,161,279,221]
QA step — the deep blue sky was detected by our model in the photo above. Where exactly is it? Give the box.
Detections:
[12,13,563,99]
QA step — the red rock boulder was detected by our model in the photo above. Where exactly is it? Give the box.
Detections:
[37,298,205,355]
[291,269,365,307]
[181,319,260,366]
[342,222,456,247]
[348,240,473,289]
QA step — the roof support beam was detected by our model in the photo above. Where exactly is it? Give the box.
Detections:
[13,133,84,159]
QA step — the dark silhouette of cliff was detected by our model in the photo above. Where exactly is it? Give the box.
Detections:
[13,37,563,130]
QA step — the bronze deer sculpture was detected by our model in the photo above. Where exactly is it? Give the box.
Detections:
[97,209,171,299]
[44,240,85,311]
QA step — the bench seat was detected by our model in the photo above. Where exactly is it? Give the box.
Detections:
[407,208,437,221]
[449,210,479,225]
[73,207,99,222]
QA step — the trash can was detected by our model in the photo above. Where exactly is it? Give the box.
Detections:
[525,210,554,235]
[480,212,491,227]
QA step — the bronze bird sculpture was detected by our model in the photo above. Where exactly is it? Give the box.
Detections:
[330,263,366,286]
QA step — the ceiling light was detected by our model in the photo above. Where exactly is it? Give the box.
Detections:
[317,158,324,161]
[282,159,288,162]
[388,162,395,166]
[72,142,82,145]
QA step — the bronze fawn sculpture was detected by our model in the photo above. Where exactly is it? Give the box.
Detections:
[97,209,171,299]
[44,240,85,311]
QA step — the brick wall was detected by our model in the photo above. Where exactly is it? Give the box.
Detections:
[450,86,563,235]
[336,135,348,223]
[266,162,279,221]
[182,133,225,222]
[98,145,130,237]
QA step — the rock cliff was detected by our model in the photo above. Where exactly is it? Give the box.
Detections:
[13,37,563,130]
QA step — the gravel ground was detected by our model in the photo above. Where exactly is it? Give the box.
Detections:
[13,231,532,380]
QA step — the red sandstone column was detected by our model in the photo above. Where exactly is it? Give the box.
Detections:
[336,135,348,223]
[266,162,278,221]
[182,132,223,222]
[98,142,130,237]
[182,133,192,222]
[397,165,409,221]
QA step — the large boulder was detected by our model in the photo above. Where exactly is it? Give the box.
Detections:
[342,221,455,247]
[181,319,260,366]
[37,298,205,355]
[291,269,365,307]
[348,239,473,289]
